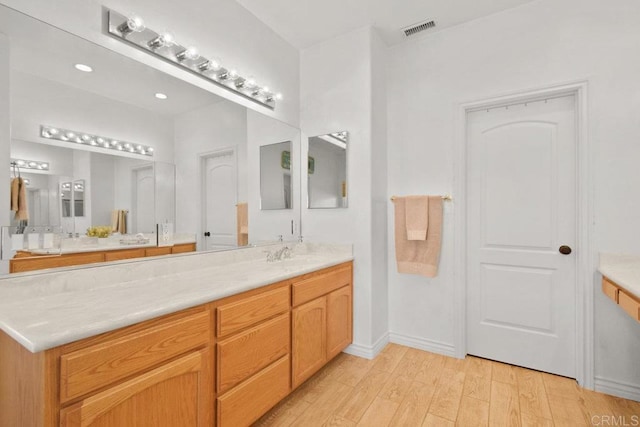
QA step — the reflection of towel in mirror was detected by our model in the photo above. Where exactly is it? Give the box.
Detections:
[11,178,29,221]
[10,178,19,212]
[111,210,128,234]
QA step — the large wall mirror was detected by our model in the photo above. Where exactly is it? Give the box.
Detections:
[307,131,348,209]
[1,4,301,274]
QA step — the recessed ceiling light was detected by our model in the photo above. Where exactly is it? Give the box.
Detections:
[74,63,93,73]
[155,92,168,100]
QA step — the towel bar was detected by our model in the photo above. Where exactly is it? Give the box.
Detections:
[390,195,452,202]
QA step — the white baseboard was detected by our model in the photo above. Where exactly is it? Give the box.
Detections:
[388,332,457,358]
[343,333,389,360]
[595,376,640,402]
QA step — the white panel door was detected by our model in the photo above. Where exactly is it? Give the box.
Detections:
[203,151,236,250]
[467,95,577,378]
[133,166,155,233]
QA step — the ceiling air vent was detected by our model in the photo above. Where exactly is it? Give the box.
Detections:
[402,20,436,37]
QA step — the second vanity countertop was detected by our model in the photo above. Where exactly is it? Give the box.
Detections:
[0,243,353,353]
[26,233,197,255]
[598,253,640,300]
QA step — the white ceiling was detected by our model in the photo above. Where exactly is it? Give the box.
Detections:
[234,0,537,48]
[0,5,223,117]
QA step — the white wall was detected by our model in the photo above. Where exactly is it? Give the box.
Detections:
[90,153,115,227]
[0,0,300,127]
[0,35,9,273]
[387,0,640,395]
[174,100,247,248]
[301,27,388,354]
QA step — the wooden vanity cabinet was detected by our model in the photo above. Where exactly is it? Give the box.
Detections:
[10,243,196,273]
[0,261,353,427]
[292,263,353,388]
[215,282,291,426]
[602,276,640,322]
[0,306,214,427]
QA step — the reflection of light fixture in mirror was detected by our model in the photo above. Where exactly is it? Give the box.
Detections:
[107,9,280,109]
[155,92,168,100]
[318,131,348,149]
[74,63,93,73]
[10,158,50,171]
[40,125,154,157]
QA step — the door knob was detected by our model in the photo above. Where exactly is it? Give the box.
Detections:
[559,245,572,255]
[204,231,211,237]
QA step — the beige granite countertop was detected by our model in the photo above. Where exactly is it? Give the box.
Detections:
[0,243,352,353]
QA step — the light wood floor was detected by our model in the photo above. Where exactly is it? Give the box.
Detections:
[255,343,640,427]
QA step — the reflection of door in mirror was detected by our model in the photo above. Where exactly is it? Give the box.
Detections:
[132,166,155,233]
[73,179,85,217]
[202,149,237,251]
[260,141,292,210]
[61,182,72,218]
[308,132,348,209]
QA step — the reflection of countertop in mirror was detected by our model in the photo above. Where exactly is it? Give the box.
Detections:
[26,234,197,255]
[0,243,353,352]
[599,253,640,300]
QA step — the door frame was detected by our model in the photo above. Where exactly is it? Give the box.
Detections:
[199,147,237,251]
[453,81,593,388]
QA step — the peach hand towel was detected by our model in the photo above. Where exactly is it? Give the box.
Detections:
[405,195,429,240]
[10,178,19,212]
[15,178,29,221]
[393,196,443,277]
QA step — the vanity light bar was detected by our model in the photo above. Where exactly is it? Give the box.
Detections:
[10,158,50,171]
[40,125,154,157]
[106,9,282,110]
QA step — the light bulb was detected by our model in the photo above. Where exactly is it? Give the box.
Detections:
[176,46,199,61]
[275,93,283,101]
[147,147,154,153]
[210,58,222,71]
[96,137,104,143]
[28,162,36,168]
[81,134,91,141]
[49,128,59,135]
[102,141,109,148]
[228,69,239,80]
[148,31,175,49]
[41,163,48,169]
[262,86,270,93]
[66,132,76,139]
[245,77,256,88]
[16,160,24,166]
[118,15,145,35]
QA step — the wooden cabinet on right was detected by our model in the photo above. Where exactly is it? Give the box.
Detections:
[292,263,353,388]
[602,276,640,322]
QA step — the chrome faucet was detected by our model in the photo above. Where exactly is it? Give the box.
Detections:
[265,246,293,262]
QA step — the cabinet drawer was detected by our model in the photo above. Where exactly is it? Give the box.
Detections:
[104,248,146,262]
[602,277,619,303]
[60,310,211,403]
[292,264,352,306]
[619,290,640,322]
[145,246,172,257]
[217,355,290,427]
[172,243,196,254]
[217,286,289,337]
[217,313,290,393]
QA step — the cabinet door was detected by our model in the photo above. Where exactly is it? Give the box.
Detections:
[292,297,327,388]
[326,285,353,360]
[60,350,212,427]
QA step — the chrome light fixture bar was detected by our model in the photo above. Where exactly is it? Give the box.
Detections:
[106,9,281,110]
[40,125,154,157]
[10,158,50,171]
